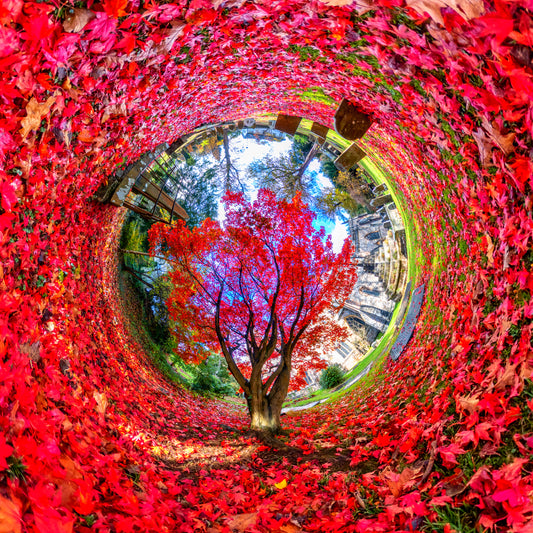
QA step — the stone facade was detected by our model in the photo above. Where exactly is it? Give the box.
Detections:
[339,212,400,343]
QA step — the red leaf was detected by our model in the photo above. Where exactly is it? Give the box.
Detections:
[102,0,128,18]
[0,433,13,470]
[22,13,55,42]
[34,511,74,533]
[478,16,514,44]
[0,495,22,533]
[0,26,19,58]
[116,31,136,54]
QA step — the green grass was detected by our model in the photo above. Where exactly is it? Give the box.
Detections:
[285,347,395,410]
[6,456,27,481]
[139,328,186,385]
[423,503,482,533]
[359,154,422,284]
[299,87,337,107]
[284,300,405,409]
[299,118,314,130]
[325,129,351,151]
[359,154,388,186]
[285,387,343,408]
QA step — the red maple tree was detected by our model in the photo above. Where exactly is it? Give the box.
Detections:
[149,189,357,432]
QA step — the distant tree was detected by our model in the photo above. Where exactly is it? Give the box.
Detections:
[120,214,158,287]
[148,156,219,227]
[149,190,357,433]
[249,135,374,221]
[190,355,238,396]
[314,187,367,221]
[176,166,219,228]
[220,128,242,192]
[248,153,319,206]
[320,159,339,181]
[335,169,375,213]
[292,133,314,161]
[247,133,321,206]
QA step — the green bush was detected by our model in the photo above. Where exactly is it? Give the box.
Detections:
[190,355,237,396]
[319,364,345,389]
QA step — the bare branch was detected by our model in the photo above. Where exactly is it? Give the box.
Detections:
[263,356,284,394]
[120,249,170,263]
[214,285,250,395]
[258,241,281,353]
[122,266,154,289]
[288,285,306,344]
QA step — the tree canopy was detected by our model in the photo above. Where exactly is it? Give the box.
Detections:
[149,189,357,431]
[247,134,319,207]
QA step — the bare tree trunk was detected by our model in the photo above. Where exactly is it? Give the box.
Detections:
[247,392,283,434]
[120,249,169,262]
[222,129,232,190]
[122,265,154,289]
[296,140,321,180]
[247,358,291,434]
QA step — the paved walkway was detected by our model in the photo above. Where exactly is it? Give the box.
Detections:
[389,284,425,361]
[282,363,373,414]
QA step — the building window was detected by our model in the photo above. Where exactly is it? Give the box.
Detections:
[336,342,352,359]
[365,231,380,241]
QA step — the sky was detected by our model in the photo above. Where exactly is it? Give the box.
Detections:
[223,134,350,253]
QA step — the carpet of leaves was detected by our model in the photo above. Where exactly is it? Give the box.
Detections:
[1,0,532,531]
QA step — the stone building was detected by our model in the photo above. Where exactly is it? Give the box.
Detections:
[339,213,397,344]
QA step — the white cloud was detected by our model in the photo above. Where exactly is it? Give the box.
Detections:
[330,218,349,253]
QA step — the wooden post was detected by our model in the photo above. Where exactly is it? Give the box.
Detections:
[335,143,367,171]
[334,99,373,140]
[275,114,301,135]
[311,122,329,139]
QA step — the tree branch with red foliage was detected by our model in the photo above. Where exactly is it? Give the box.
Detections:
[149,189,357,432]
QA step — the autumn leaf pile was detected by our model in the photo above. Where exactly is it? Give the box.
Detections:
[1,0,532,531]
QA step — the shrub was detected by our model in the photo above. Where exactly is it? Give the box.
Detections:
[320,364,345,389]
[190,355,237,396]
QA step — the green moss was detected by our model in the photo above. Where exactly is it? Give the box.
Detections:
[482,280,499,317]
[458,239,468,255]
[410,78,428,97]
[299,87,337,107]
[336,51,365,66]
[378,82,403,103]
[350,10,376,25]
[390,8,428,34]
[175,45,192,64]
[428,68,447,84]
[287,44,321,62]
[360,54,381,70]
[83,515,97,527]
[351,65,375,80]
[467,74,484,88]
[437,115,461,149]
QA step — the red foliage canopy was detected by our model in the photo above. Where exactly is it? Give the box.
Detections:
[150,189,357,391]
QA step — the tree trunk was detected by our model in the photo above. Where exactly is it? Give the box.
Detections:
[222,129,232,190]
[247,394,283,433]
[296,140,321,179]
[120,249,169,262]
[122,265,154,289]
[247,361,291,434]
